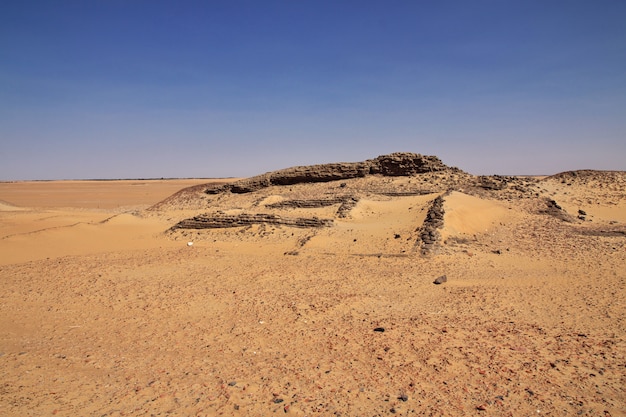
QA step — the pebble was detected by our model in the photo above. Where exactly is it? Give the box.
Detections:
[373,327,385,332]
[433,275,447,285]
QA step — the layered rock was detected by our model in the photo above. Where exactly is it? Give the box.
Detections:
[540,198,576,223]
[266,197,352,209]
[418,194,446,254]
[266,196,360,218]
[171,213,334,230]
[206,153,452,194]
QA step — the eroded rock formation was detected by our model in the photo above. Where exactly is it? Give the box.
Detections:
[418,194,446,254]
[206,153,452,194]
[171,213,334,230]
[540,198,576,222]
[266,196,360,218]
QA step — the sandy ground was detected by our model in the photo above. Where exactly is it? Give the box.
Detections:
[1,175,624,416]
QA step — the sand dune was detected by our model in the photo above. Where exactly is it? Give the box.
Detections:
[441,191,512,239]
[1,154,624,416]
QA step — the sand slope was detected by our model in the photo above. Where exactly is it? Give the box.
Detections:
[1,164,625,416]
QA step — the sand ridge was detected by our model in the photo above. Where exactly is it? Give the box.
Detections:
[0,155,625,416]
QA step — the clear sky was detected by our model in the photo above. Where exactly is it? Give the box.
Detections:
[1,1,625,180]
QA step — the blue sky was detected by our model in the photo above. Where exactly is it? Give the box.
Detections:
[1,1,625,179]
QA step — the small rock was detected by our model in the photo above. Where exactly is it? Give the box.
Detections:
[398,394,408,402]
[433,275,447,285]
[477,404,487,411]
[273,398,284,404]
[373,327,385,332]
[228,381,237,386]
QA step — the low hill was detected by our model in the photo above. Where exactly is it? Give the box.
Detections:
[148,152,626,258]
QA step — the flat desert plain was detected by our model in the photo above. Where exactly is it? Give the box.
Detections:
[1,153,625,417]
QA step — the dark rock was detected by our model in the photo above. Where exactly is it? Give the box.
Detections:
[372,153,448,176]
[171,213,334,230]
[478,175,508,190]
[578,209,587,216]
[417,194,447,254]
[546,199,562,210]
[373,327,385,332]
[337,197,360,218]
[540,198,575,222]
[267,197,349,209]
[378,190,434,196]
[273,398,284,404]
[398,394,408,402]
[433,275,447,285]
[265,196,360,218]
[579,228,626,237]
[205,153,453,194]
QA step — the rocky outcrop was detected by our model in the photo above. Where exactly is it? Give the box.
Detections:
[540,198,575,222]
[546,170,626,184]
[266,196,360,218]
[376,190,435,197]
[372,153,450,176]
[418,195,446,254]
[266,197,351,209]
[337,197,359,218]
[171,213,334,230]
[206,153,453,194]
[477,175,509,190]
[579,228,626,237]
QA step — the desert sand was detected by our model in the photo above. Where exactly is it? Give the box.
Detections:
[1,153,624,416]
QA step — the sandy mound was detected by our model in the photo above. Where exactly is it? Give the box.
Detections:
[441,191,513,241]
[0,200,24,211]
[540,170,626,223]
